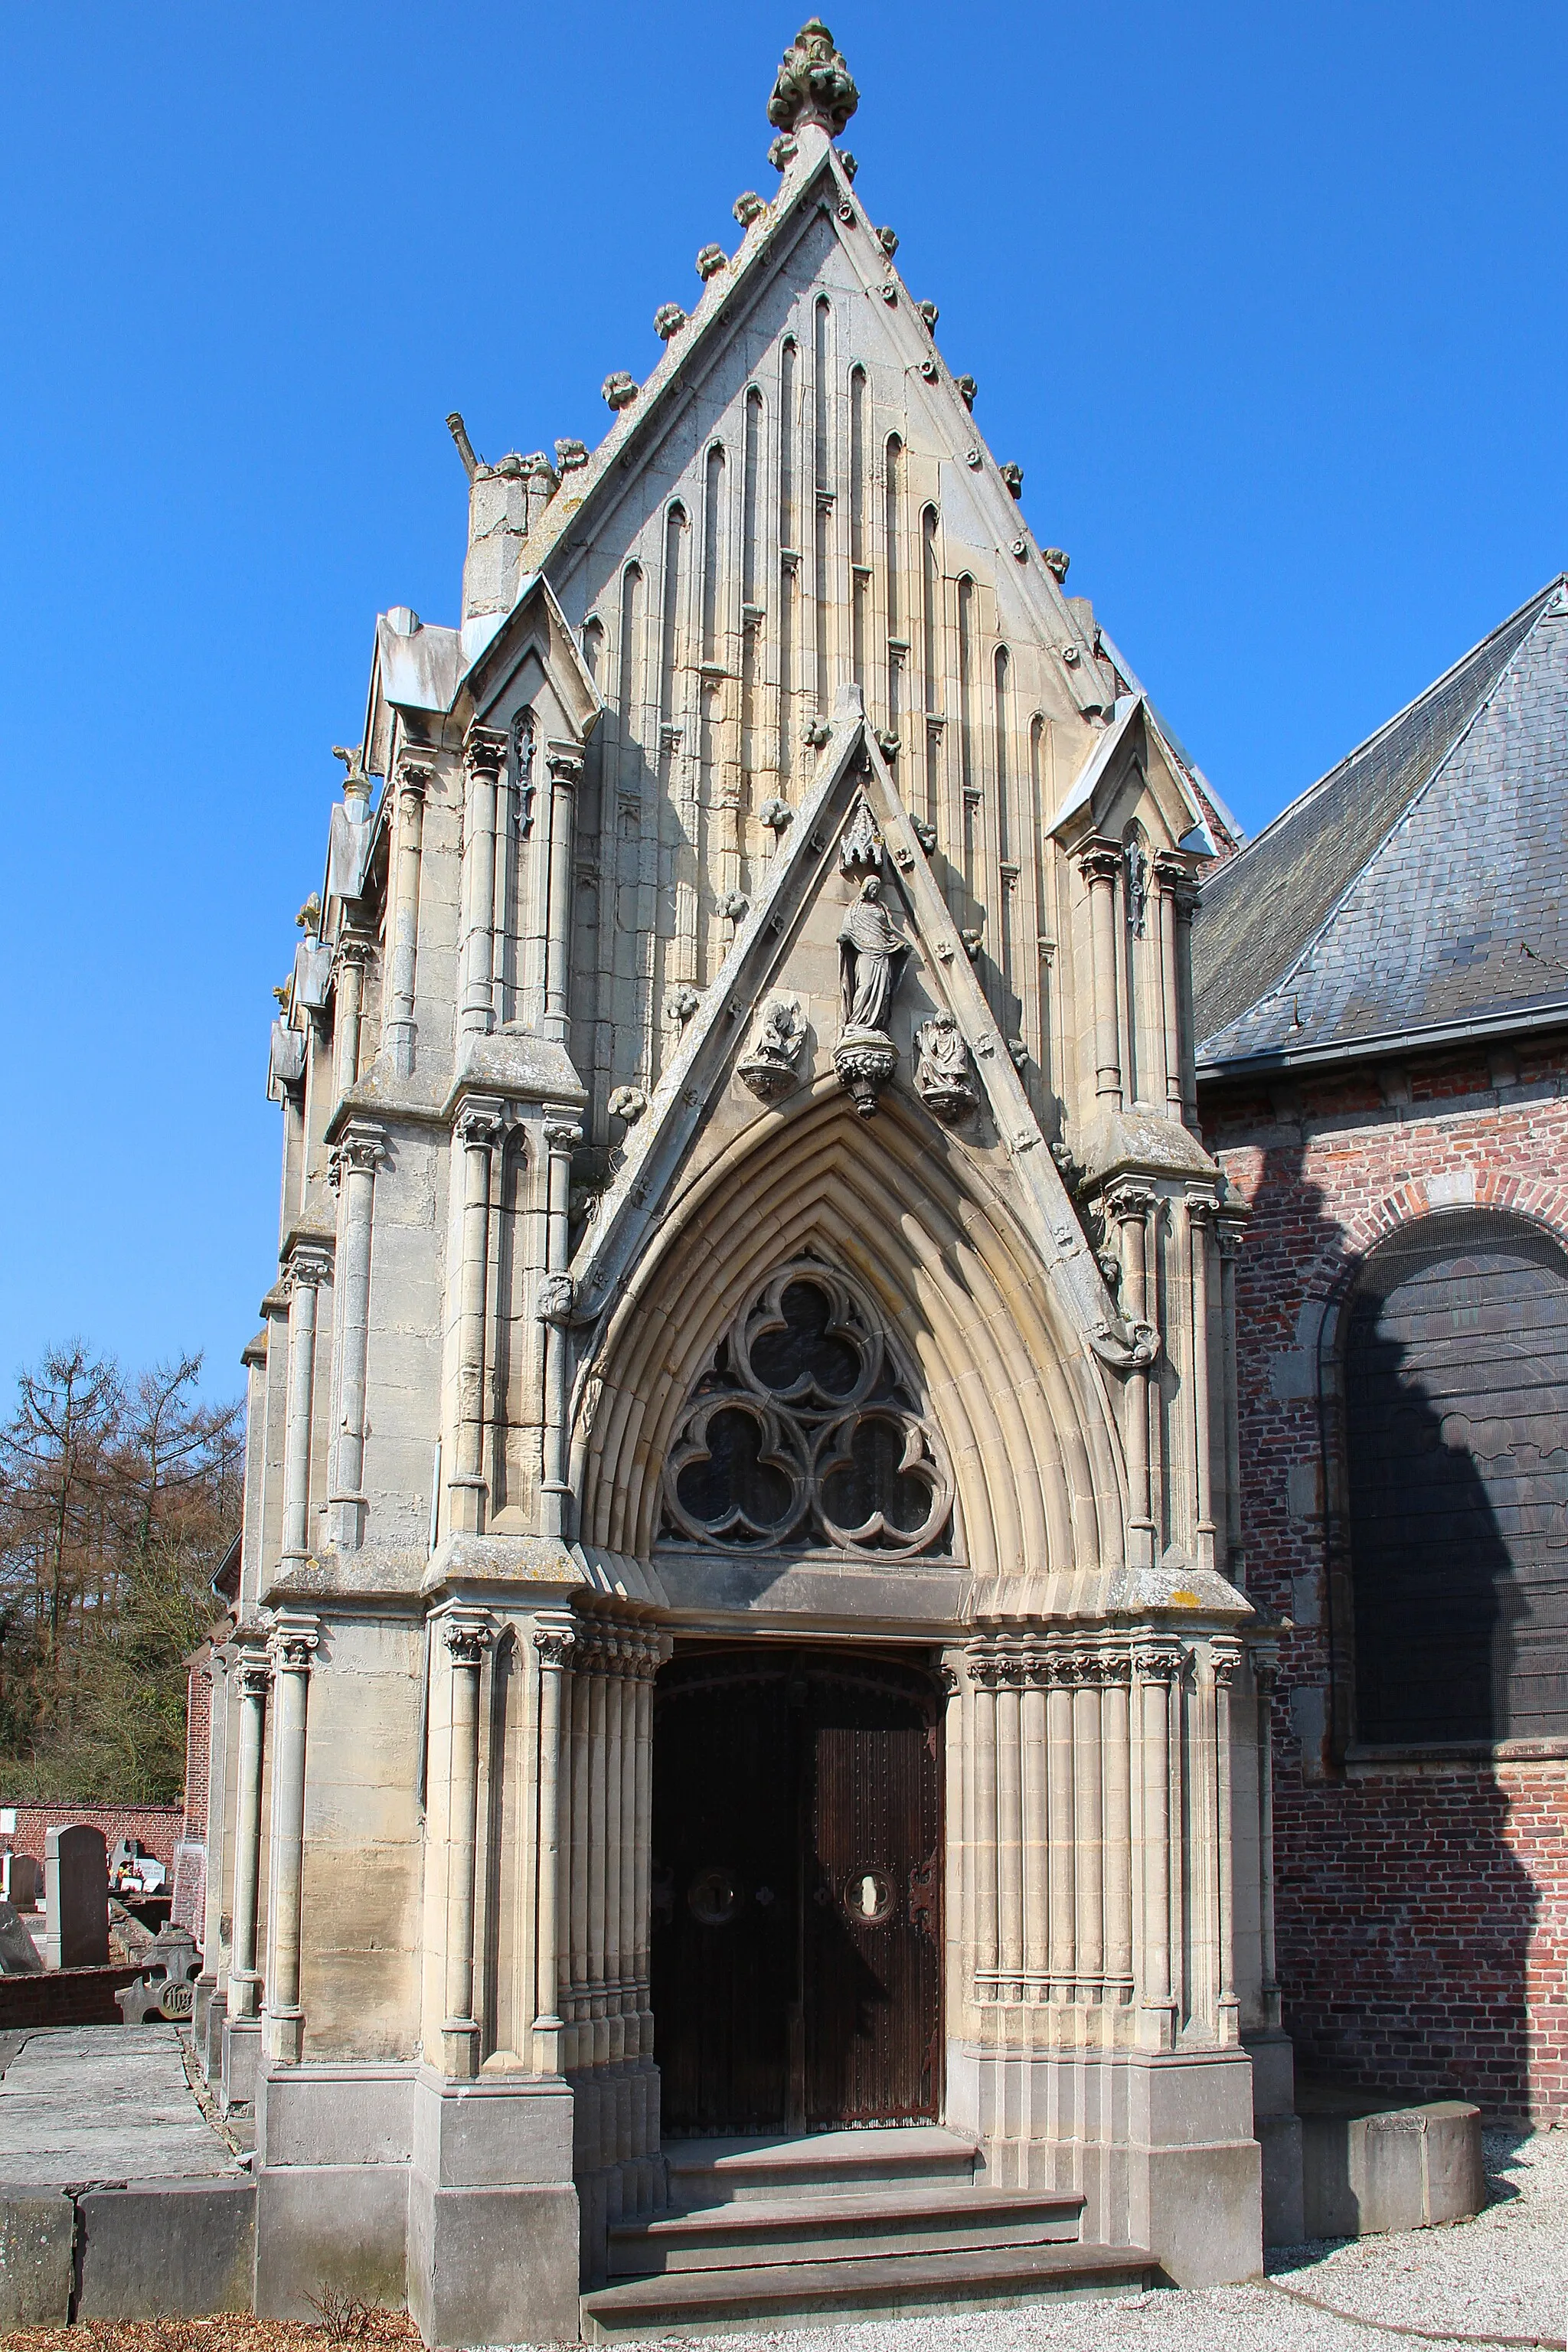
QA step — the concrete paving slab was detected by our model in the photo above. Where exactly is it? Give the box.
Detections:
[0,2024,240,2188]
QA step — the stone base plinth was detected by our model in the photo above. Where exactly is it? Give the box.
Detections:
[946,2038,1263,2286]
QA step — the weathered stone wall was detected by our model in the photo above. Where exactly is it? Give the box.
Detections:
[1203,1044,1568,2123]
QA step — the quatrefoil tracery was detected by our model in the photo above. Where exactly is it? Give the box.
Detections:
[662,1263,952,1561]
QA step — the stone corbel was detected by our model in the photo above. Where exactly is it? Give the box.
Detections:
[1086,1317,1160,1373]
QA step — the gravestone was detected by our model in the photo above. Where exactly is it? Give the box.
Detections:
[44,1825,109,1969]
[1,1853,39,1909]
[0,1899,43,1974]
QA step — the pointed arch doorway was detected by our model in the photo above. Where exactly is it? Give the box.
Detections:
[650,1646,942,2136]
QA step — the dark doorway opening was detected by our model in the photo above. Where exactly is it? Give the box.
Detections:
[651,1645,942,2137]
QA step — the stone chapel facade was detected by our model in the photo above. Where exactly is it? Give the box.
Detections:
[198,25,1281,2341]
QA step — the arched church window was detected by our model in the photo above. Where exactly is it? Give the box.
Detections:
[662,1262,952,1560]
[1343,1208,1568,1747]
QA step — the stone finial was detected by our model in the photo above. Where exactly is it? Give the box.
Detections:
[767,19,858,139]
[696,242,727,281]
[602,371,639,411]
[733,190,767,227]
[1000,462,1024,499]
[956,374,977,410]
[554,438,589,472]
[655,302,687,341]
[916,299,939,332]
[296,893,322,936]
[1043,547,1070,584]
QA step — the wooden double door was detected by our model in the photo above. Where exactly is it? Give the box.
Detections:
[651,1647,942,2135]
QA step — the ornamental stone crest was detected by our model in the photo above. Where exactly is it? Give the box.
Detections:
[662,1262,952,1560]
[767,20,858,139]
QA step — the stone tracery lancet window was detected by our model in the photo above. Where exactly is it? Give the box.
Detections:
[662,1263,952,1560]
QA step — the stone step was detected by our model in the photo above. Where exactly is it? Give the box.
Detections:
[580,2239,1161,2340]
[606,2184,1085,2275]
[662,2125,980,2207]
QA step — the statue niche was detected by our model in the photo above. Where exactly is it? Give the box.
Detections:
[833,877,909,1116]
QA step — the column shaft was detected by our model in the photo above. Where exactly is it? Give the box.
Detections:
[1046,1671,1075,1993]
[461,730,505,1037]
[386,761,429,1078]
[1021,1676,1047,1988]
[280,1258,327,1562]
[449,1102,501,1532]
[228,1658,270,2020]
[531,1625,572,2071]
[1214,1644,1240,2044]
[996,1671,1023,1991]
[442,1615,489,2076]
[1189,1198,1217,1566]
[329,1127,384,1551]
[1073,1674,1104,1991]
[1137,1649,1178,2049]
[1103,1668,1134,1994]
[1081,847,1123,1104]
[261,1617,318,2065]
[543,748,583,1045]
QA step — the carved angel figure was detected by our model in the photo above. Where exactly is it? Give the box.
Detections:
[914,1011,977,1123]
[838,877,909,1036]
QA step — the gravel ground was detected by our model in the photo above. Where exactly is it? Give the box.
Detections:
[570,2129,1568,2352]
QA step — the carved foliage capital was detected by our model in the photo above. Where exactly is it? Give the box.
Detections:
[455,1096,507,1152]
[533,1624,577,1671]
[1210,1638,1243,1690]
[395,755,433,804]
[1133,1641,1187,1686]
[269,1612,320,1674]
[462,726,508,782]
[283,1246,333,1298]
[236,1655,273,1702]
[1077,840,1122,889]
[442,1610,492,1669]
[546,743,584,790]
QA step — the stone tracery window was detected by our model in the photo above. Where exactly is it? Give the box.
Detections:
[662,1263,952,1560]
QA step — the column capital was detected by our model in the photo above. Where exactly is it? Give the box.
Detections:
[439,1607,493,1668]
[395,753,433,802]
[268,1611,320,1674]
[1210,1636,1244,1688]
[532,1619,578,1670]
[283,1244,333,1295]
[328,1121,388,1188]
[545,740,584,790]
[542,1103,583,1156]
[454,1094,508,1152]
[235,1653,273,1701]
[1076,838,1122,887]
[1105,1180,1158,1225]
[334,930,374,976]
[462,724,508,779]
[1185,1189,1220,1227]
[1133,1640,1187,1685]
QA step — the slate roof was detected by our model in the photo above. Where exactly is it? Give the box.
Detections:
[1192,577,1568,1070]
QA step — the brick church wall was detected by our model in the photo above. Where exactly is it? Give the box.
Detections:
[1203,1040,1568,2124]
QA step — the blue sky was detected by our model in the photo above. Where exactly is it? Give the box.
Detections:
[2,2,1565,1400]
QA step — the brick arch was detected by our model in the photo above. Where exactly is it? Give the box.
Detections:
[1298,1171,1568,1331]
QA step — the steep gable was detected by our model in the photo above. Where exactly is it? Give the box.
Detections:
[1194,578,1567,1063]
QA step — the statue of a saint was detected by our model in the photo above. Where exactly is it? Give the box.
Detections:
[838,877,909,1036]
